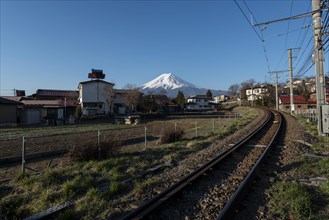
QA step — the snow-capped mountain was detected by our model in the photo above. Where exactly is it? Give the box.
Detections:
[139,73,227,98]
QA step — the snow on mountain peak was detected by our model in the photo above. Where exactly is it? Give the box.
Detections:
[139,73,227,98]
[141,73,198,90]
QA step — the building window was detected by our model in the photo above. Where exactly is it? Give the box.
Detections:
[297,105,301,108]
[84,103,98,108]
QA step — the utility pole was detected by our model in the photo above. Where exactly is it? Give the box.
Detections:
[313,0,326,135]
[261,85,264,106]
[288,48,299,115]
[289,48,294,115]
[255,0,326,133]
[269,70,289,110]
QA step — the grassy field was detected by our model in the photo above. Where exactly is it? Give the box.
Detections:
[0,107,257,219]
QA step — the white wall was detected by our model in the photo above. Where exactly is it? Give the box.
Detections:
[79,81,114,115]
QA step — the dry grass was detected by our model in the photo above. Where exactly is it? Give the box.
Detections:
[0,107,258,219]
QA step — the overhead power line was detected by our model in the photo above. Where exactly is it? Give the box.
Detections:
[233,0,263,42]
[255,9,322,26]
[234,0,272,73]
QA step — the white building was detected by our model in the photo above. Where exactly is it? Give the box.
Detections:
[212,95,227,103]
[185,95,215,111]
[246,85,269,101]
[78,80,115,116]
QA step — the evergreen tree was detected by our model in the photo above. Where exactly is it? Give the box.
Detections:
[206,89,213,98]
[175,90,185,107]
[141,95,157,112]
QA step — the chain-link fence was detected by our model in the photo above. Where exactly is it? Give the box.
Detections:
[0,113,240,175]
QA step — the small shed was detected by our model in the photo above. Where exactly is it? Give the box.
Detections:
[0,97,22,126]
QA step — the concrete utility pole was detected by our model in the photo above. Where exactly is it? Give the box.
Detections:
[288,48,299,115]
[289,48,294,115]
[274,73,279,111]
[313,0,326,135]
[269,70,289,110]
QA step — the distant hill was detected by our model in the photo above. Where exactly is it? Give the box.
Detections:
[139,73,228,98]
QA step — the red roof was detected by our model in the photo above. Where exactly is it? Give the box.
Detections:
[308,98,329,103]
[279,96,309,104]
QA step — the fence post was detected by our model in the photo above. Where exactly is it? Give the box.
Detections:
[144,126,147,149]
[98,130,101,159]
[213,118,215,132]
[22,136,25,175]
[218,116,220,128]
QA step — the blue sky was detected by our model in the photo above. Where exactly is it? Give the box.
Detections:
[0,0,317,96]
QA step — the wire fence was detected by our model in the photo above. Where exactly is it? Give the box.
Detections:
[297,112,318,124]
[0,113,240,175]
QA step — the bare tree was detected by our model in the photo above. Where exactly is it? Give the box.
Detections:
[228,84,240,97]
[122,84,141,114]
[102,84,115,115]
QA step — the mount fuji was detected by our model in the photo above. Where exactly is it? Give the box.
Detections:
[139,73,227,98]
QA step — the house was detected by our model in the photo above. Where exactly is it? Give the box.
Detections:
[0,97,22,126]
[279,95,316,113]
[1,96,77,125]
[19,99,77,125]
[78,79,115,116]
[246,85,271,101]
[185,95,215,111]
[284,76,329,94]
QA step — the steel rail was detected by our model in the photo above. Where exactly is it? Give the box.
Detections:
[122,109,272,220]
[217,111,282,220]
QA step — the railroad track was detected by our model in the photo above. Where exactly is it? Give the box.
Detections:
[122,109,282,220]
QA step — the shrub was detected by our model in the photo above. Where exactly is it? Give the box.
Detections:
[157,128,184,144]
[67,135,122,162]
